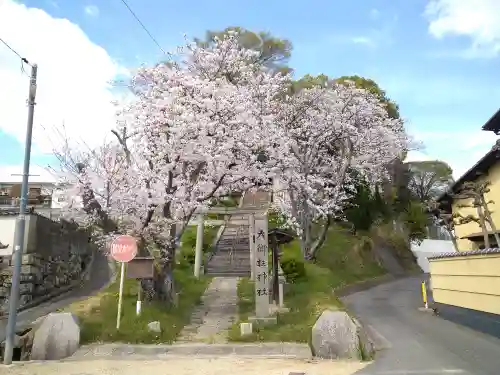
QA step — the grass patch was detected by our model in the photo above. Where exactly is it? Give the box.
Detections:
[314,226,386,287]
[371,222,420,271]
[63,266,210,344]
[228,240,342,343]
[228,225,388,343]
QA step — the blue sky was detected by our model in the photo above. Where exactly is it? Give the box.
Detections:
[1,0,499,179]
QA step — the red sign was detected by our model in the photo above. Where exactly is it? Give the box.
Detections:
[110,235,138,263]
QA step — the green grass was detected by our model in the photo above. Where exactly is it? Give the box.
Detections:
[228,240,343,343]
[63,266,211,344]
[228,225,387,343]
[314,226,386,287]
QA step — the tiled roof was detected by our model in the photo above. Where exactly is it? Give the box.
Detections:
[482,109,500,134]
[437,140,500,204]
[428,247,500,260]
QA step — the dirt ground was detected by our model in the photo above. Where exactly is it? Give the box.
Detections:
[1,357,368,375]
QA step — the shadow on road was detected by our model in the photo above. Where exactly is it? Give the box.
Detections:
[342,276,500,375]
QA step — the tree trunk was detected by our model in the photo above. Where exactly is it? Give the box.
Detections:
[306,215,331,260]
[477,206,490,249]
[481,197,500,247]
[449,231,459,252]
[141,225,178,305]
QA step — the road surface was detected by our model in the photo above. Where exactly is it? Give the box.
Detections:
[342,276,500,375]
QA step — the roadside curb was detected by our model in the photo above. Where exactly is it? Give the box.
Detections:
[68,343,313,361]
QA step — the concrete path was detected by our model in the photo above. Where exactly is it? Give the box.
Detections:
[342,276,500,375]
[2,357,367,375]
[177,277,239,343]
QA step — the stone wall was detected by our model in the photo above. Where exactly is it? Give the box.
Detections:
[0,212,93,314]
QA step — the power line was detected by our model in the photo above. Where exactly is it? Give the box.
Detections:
[118,0,166,55]
[0,36,31,66]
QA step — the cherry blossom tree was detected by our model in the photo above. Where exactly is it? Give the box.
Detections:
[272,82,407,259]
[53,33,290,303]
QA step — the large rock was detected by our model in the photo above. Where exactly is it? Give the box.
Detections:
[311,310,362,359]
[30,312,80,360]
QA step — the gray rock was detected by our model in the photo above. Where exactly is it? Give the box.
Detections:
[147,321,161,333]
[352,317,375,359]
[311,310,361,359]
[30,312,80,360]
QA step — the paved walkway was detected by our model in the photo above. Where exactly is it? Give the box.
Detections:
[1,357,367,375]
[177,277,239,343]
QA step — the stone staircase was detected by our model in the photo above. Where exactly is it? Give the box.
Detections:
[204,191,270,277]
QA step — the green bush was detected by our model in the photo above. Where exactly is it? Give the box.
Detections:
[181,227,198,249]
[181,226,219,253]
[402,201,429,244]
[280,254,306,283]
[179,247,196,267]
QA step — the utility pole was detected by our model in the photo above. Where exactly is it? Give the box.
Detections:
[3,64,38,365]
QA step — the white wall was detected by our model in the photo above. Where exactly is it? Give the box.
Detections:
[0,217,16,256]
[0,216,37,256]
[411,239,456,273]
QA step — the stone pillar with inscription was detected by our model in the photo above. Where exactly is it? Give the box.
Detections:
[248,213,255,281]
[253,215,270,318]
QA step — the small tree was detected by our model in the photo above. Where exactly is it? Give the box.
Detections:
[406,160,454,204]
[430,201,458,251]
[453,181,500,248]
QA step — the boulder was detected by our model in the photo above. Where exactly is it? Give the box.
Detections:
[311,310,361,359]
[30,312,80,360]
[147,321,161,333]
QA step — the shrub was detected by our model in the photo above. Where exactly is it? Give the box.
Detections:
[179,247,196,267]
[181,226,219,253]
[280,254,306,283]
[402,201,429,244]
[181,227,198,249]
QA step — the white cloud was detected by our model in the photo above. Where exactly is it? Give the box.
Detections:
[0,0,127,156]
[425,0,500,56]
[408,128,497,179]
[369,8,380,20]
[84,5,99,17]
[0,165,57,184]
[404,150,434,163]
[350,36,375,47]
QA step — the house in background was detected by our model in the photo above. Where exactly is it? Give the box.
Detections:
[437,109,500,251]
[0,166,61,219]
[428,109,500,339]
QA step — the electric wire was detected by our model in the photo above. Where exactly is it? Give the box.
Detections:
[118,0,166,55]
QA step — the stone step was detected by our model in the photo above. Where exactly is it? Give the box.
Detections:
[204,270,251,277]
[218,239,249,244]
[207,263,251,269]
[208,262,250,267]
[210,254,250,260]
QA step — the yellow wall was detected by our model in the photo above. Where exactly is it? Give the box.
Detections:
[452,161,500,251]
[429,253,500,315]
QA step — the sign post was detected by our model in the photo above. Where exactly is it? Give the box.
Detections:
[254,215,269,318]
[110,235,138,330]
[126,257,155,316]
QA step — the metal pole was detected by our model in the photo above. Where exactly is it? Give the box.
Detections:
[4,64,37,365]
[116,262,126,329]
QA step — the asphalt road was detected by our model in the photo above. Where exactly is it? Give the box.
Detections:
[0,249,113,342]
[342,276,500,375]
